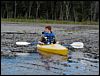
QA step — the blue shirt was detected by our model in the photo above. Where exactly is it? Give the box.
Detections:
[42,31,55,44]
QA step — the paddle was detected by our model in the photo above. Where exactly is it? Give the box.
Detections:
[62,42,84,48]
[16,42,31,45]
[16,42,39,46]
[16,41,84,48]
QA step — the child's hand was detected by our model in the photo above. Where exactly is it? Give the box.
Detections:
[38,41,44,44]
[56,41,59,44]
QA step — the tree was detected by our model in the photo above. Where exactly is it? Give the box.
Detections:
[14,1,17,18]
[28,1,33,18]
[36,1,40,19]
[1,1,99,22]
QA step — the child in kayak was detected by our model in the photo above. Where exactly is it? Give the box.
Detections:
[39,25,56,44]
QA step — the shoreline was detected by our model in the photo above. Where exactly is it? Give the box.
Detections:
[1,18,99,25]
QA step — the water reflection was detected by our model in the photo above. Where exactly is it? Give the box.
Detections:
[38,50,68,70]
[38,50,68,61]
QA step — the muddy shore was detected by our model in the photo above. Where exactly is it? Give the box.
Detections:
[1,23,99,59]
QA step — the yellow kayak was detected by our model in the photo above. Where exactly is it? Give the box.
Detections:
[37,44,68,56]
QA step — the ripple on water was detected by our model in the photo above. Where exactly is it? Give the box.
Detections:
[1,51,99,75]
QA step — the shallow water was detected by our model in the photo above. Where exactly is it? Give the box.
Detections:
[1,51,99,75]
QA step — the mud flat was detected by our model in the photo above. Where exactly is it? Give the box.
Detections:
[1,23,99,58]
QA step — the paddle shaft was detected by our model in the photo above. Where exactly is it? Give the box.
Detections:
[16,41,84,48]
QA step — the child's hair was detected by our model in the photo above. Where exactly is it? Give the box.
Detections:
[45,25,52,31]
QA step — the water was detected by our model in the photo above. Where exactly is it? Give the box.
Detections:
[1,51,99,75]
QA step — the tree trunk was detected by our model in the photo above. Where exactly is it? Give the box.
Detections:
[90,3,93,21]
[93,1,98,21]
[81,1,84,21]
[14,1,17,18]
[64,1,70,21]
[5,2,8,18]
[46,10,48,20]
[73,6,77,22]
[25,12,28,19]
[28,1,33,18]
[1,11,2,18]
[51,2,54,20]
[3,10,5,18]
[52,7,53,20]
[59,3,63,20]
[36,1,40,19]
[66,4,69,20]
[90,2,94,21]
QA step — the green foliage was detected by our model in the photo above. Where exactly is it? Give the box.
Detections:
[1,1,99,22]
[1,18,99,25]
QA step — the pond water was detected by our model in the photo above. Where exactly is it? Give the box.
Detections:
[1,51,99,75]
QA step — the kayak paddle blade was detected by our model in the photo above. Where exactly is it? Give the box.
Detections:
[16,42,31,45]
[70,42,84,48]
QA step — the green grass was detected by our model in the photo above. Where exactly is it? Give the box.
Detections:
[1,18,99,25]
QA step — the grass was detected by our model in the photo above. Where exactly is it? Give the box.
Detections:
[1,18,99,25]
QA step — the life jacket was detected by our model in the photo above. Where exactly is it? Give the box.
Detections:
[42,31,55,44]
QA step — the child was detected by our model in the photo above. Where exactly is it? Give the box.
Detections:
[39,25,56,44]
